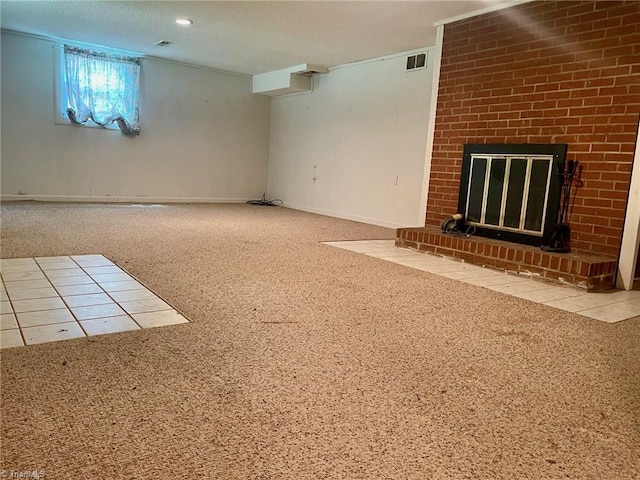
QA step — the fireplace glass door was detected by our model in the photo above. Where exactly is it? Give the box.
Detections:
[458,144,567,246]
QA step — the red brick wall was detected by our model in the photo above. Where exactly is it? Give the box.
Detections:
[427,0,640,257]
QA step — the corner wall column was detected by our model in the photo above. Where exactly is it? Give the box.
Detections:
[418,23,445,226]
[616,118,640,290]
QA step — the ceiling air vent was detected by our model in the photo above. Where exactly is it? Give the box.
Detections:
[296,68,328,77]
[154,40,173,47]
[406,52,426,71]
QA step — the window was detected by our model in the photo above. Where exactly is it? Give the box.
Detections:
[59,46,141,136]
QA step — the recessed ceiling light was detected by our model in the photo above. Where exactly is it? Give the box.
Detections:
[176,18,193,26]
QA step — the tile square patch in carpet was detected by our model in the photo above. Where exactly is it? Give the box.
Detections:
[0,255,188,348]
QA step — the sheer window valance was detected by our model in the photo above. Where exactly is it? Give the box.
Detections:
[64,46,141,137]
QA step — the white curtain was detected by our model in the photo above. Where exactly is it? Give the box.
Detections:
[64,46,141,136]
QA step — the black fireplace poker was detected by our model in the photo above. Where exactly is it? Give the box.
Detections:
[541,159,580,253]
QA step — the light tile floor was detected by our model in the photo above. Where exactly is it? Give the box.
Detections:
[0,255,189,349]
[325,240,640,324]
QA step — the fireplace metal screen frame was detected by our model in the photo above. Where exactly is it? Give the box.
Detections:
[457,143,568,247]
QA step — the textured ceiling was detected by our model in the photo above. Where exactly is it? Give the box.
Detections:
[0,1,502,75]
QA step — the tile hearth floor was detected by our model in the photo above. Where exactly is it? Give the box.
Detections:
[0,255,188,349]
[325,240,640,324]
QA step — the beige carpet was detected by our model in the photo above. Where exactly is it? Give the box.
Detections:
[1,202,639,479]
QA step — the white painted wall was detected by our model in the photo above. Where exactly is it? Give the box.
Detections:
[267,49,434,228]
[0,32,271,202]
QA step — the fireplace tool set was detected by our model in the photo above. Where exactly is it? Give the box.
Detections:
[440,213,476,237]
[541,159,581,253]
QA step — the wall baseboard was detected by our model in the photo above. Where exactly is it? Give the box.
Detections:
[0,194,254,204]
[281,202,417,230]
[1,195,421,230]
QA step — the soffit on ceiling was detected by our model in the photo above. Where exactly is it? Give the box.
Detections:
[0,1,502,75]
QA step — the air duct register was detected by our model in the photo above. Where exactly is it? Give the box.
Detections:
[252,64,328,97]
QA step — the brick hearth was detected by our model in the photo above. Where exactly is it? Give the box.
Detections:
[396,226,617,291]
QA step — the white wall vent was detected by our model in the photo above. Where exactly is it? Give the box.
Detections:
[154,40,173,47]
[406,53,427,71]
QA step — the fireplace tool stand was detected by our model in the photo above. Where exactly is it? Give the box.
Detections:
[541,160,580,253]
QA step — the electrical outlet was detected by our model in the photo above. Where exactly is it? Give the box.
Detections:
[393,175,399,185]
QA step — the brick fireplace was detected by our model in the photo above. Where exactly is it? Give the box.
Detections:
[398,1,640,290]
